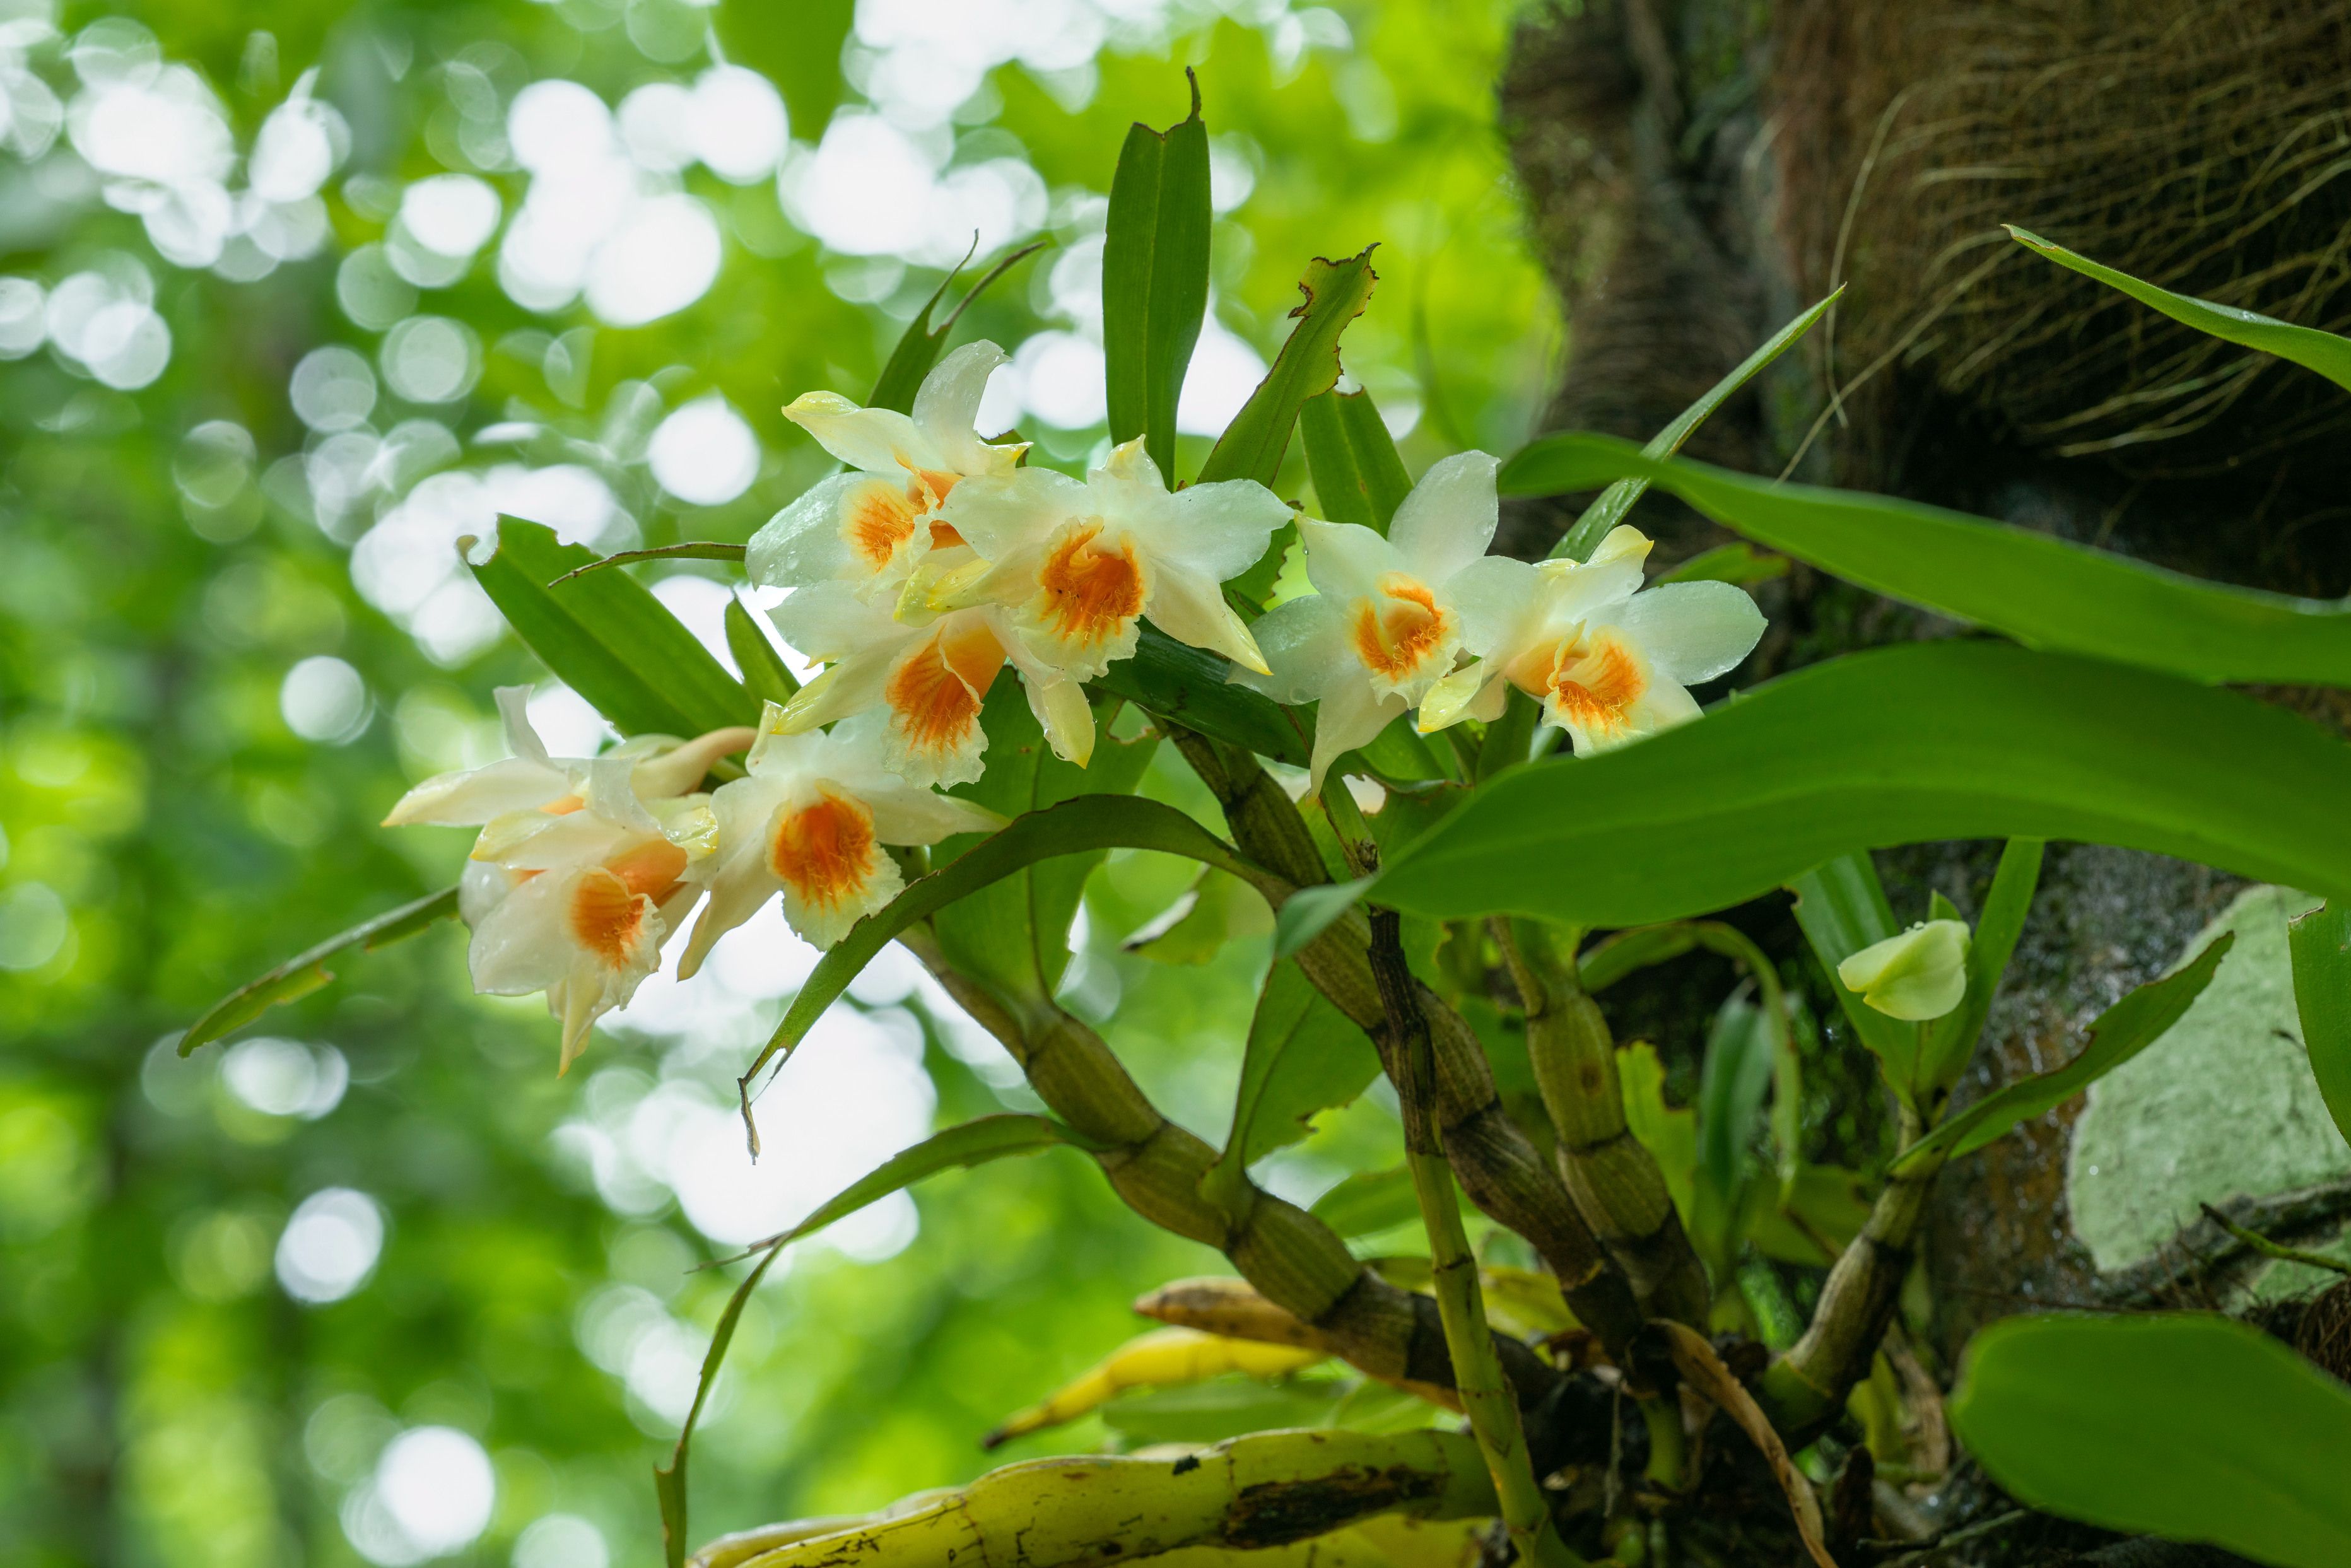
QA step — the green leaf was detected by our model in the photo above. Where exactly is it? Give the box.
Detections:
[1691,993,1774,1270]
[1617,1041,1696,1222]
[1092,622,1311,768]
[657,1115,1093,1568]
[1368,641,2351,931]
[1102,73,1211,483]
[931,684,1159,1007]
[1521,287,1841,562]
[1200,962,1381,1215]
[1656,542,1788,587]
[1949,1311,2351,1567]
[1917,839,2044,1104]
[180,886,460,1055]
[1894,932,2234,1171]
[1505,435,2351,689]
[1787,853,1917,1102]
[1199,248,1380,490]
[1099,1375,1347,1446]
[737,793,1274,1140]
[469,519,756,739]
[2008,226,2351,394]
[1300,386,1412,532]
[546,542,747,584]
[1309,1165,1422,1239]
[724,597,799,708]
[1742,1165,1872,1267]
[2289,899,2351,1147]
[1269,876,1373,961]
[869,241,1045,414]
[1123,869,1274,965]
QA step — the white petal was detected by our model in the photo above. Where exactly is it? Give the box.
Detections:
[1144,563,1270,675]
[939,467,1086,563]
[1004,641,1096,768]
[677,833,780,980]
[383,756,573,826]
[1390,451,1499,585]
[583,755,660,833]
[1298,516,1399,602]
[860,780,1004,845]
[1444,554,1544,660]
[1240,593,1349,705]
[1307,672,1407,795]
[768,581,905,664]
[458,857,521,928]
[776,652,895,735]
[1159,479,1291,582]
[1610,581,1765,686]
[1416,662,1498,734]
[1540,525,1651,620]
[746,472,871,588]
[784,390,930,474]
[493,684,553,766]
[913,340,1011,468]
[631,726,757,800]
[466,869,582,995]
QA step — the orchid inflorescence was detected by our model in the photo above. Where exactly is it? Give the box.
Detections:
[385,341,1767,1070]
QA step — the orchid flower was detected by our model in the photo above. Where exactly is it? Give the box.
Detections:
[383,687,752,1071]
[1417,524,1766,758]
[679,706,1005,965]
[765,581,1095,788]
[1838,919,1971,1021]
[1238,452,1502,790]
[746,341,1026,598]
[937,436,1284,681]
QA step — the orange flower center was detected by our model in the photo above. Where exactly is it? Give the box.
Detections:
[1035,522,1146,648]
[884,615,1007,760]
[1547,633,1647,739]
[1351,575,1451,682]
[770,788,878,913]
[844,477,921,569]
[566,838,689,966]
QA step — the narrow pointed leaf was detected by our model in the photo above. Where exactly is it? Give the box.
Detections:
[1091,622,1311,768]
[1656,542,1787,586]
[1522,288,1841,561]
[1103,74,1211,482]
[1369,642,2351,930]
[1200,962,1380,1215]
[1788,853,1916,1099]
[2288,899,2351,1147]
[1301,386,1412,532]
[1918,838,2044,1101]
[739,795,1275,1128]
[1309,1164,1421,1238]
[1506,435,2351,688]
[470,519,756,738]
[1894,932,2233,1171]
[548,541,746,584]
[724,597,799,707]
[2008,226,2351,392]
[1949,1312,2351,1567]
[869,241,1045,414]
[658,1115,1094,1567]
[1199,248,1379,491]
[1270,876,1371,960]
[180,886,460,1055]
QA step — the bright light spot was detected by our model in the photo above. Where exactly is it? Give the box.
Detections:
[513,1514,609,1568]
[0,278,45,358]
[381,317,481,404]
[67,63,233,190]
[0,882,70,972]
[1177,320,1268,436]
[399,174,501,258]
[175,419,254,507]
[527,682,614,759]
[276,1187,385,1304]
[618,82,695,173]
[650,575,734,665]
[281,655,370,743]
[689,66,787,183]
[508,79,615,175]
[784,113,939,257]
[345,1427,496,1564]
[291,346,378,431]
[409,578,507,668]
[1010,331,1106,430]
[337,245,419,331]
[584,194,720,327]
[249,91,347,203]
[45,265,170,387]
[648,397,759,505]
[221,1036,350,1118]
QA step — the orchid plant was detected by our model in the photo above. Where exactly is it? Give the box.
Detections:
[185,88,2351,1568]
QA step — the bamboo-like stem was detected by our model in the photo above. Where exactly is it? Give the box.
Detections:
[1364,903,1581,1568]
[1759,1103,1937,1442]
[695,1428,1501,1568]
[1175,728,1646,1362]
[896,926,1568,1420]
[1498,918,1711,1326]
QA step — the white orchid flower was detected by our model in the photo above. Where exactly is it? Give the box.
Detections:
[1417,524,1765,758]
[937,436,1284,681]
[765,582,1095,788]
[747,341,1026,598]
[1238,452,1502,791]
[1837,919,1971,1021]
[383,686,751,1072]
[679,706,1005,964]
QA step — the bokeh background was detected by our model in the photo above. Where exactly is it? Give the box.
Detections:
[0,1,1560,1562]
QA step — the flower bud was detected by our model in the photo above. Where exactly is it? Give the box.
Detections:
[1836,918,1970,1021]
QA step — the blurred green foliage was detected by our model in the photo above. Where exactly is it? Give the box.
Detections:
[0,1,1552,1564]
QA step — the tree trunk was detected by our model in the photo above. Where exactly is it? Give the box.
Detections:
[1497,0,2351,1374]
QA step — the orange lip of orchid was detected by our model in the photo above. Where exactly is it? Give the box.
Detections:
[883,614,1009,762]
[1351,573,1451,682]
[565,838,691,966]
[1035,522,1147,650]
[1545,630,1648,740]
[769,787,880,913]
[845,476,922,569]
